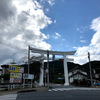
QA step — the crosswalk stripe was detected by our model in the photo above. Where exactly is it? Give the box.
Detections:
[0,94,17,100]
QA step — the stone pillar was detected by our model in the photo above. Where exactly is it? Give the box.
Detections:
[39,54,44,86]
[63,54,69,86]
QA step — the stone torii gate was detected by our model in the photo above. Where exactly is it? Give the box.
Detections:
[28,46,76,86]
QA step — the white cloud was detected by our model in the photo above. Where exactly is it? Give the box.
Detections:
[55,32,61,37]
[48,0,55,6]
[53,36,58,39]
[74,17,100,64]
[62,39,66,41]
[54,20,56,23]
[45,8,49,12]
[76,26,89,33]
[80,36,83,39]
[90,17,100,46]
[53,32,61,39]
[73,47,77,49]
[0,0,52,64]
[76,28,80,31]
[80,40,87,43]
[61,0,64,2]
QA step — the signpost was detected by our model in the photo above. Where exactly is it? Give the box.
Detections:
[9,65,24,89]
[23,74,34,79]
[23,74,34,88]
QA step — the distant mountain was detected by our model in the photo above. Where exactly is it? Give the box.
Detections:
[67,62,80,70]
[44,60,80,82]
[81,60,100,73]
[44,60,80,72]
[19,60,100,81]
[81,60,100,69]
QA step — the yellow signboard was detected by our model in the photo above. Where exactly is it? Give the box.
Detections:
[9,65,20,72]
[10,73,22,78]
[9,65,24,73]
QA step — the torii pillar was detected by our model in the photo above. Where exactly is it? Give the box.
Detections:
[63,54,69,86]
[39,53,44,86]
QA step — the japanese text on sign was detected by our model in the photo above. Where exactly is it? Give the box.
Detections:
[9,65,24,73]
[10,73,22,78]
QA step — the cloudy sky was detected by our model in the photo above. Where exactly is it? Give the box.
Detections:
[0,0,100,65]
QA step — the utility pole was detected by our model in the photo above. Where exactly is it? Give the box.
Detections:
[88,52,93,87]
[47,50,49,88]
[28,45,30,74]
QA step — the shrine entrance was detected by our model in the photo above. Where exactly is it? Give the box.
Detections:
[28,46,76,87]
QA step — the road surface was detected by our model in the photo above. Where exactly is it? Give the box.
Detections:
[16,88,100,100]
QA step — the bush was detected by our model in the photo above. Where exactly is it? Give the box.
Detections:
[0,74,10,84]
[73,79,91,87]
[3,74,10,80]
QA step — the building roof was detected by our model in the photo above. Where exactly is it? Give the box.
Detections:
[69,71,88,78]
[69,66,88,73]
[1,65,9,68]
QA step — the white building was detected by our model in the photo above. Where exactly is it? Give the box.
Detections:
[68,67,88,83]
[0,65,2,75]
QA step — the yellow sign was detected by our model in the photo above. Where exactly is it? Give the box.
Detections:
[10,73,22,78]
[9,65,20,73]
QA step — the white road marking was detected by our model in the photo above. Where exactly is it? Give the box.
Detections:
[0,94,17,100]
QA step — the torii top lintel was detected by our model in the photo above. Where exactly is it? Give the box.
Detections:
[30,47,76,55]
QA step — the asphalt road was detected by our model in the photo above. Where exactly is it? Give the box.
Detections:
[16,90,100,100]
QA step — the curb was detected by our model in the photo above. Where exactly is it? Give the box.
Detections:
[0,87,48,95]
[17,89,37,93]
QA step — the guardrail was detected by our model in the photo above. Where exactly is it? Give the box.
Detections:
[0,83,37,90]
[0,85,10,90]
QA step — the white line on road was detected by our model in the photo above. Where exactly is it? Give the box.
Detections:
[0,94,17,100]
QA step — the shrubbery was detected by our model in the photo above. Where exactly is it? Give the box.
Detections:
[73,78,91,87]
[0,74,10,84]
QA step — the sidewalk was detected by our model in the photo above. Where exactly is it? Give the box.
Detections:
[0,87,48,95]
